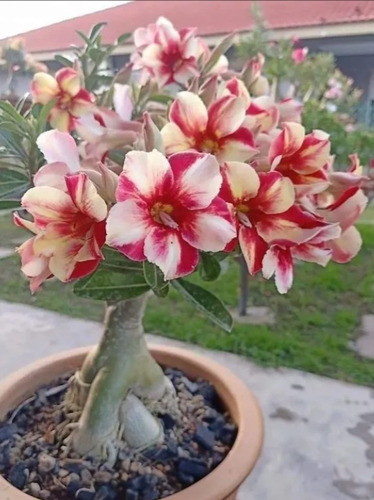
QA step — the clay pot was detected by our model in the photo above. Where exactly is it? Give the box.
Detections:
[0,345,264,500]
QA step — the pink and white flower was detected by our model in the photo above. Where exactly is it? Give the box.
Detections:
[15,172,107,292]
[35,130,119,203]
[219,161,340,292]
[292,47,308,64]
[132,17,200,87]
[106,150,236,280]
[269,122,331,195]
[161,91,257,163]
[31,68,93,132]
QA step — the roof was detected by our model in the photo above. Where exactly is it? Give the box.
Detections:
[3,0,374,54]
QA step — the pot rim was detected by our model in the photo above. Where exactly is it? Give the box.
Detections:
[0,344,264,500]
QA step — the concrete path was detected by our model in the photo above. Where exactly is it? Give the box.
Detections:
[0,300,373,500]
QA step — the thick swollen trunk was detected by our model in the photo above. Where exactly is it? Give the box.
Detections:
[62,294,177,461]
[237,255,249,317]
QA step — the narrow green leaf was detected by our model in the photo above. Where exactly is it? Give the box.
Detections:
[73,268,150,301]
[202,33,236,75]
[37,99,57,132]
[172,279,233,332]
[149,94,174,105]
[89,23,107,44]
[117,33,131,45]
[0,199,20,209]
[54,55,74,68]
[76,30,91,46]
[199,253,221,281]
[143,261,169,297]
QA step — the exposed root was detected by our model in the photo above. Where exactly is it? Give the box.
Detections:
[140,377,181,423]
[64,371,92,413]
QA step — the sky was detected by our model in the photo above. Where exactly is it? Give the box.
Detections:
[0,1,128,39]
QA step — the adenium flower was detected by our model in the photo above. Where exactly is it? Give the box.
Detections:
[35,130,119,204]
[31,68,93,132]
[220,161,340,293]
[292,47,308,64]
[15,172,107,292]
[277,98,303,124]
[161,91,257,163]
[269,122,331,195]
[106,150,236,280]
[76,84,141,161]
[132,16,200,87]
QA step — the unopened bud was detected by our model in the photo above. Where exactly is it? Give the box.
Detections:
[143,112,165,154]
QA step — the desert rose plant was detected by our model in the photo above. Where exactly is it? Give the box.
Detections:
[0,17,368,463]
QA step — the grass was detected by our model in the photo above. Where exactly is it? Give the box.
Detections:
[1,213,374,386]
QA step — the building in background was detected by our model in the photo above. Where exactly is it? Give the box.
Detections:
[1,0,374,124]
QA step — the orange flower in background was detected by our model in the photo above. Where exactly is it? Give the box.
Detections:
[31,68,93,132]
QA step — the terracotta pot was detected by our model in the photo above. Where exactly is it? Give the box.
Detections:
[0,345,264,500]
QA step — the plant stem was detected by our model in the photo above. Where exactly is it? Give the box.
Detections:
[65,294,169,458]
[238,255,249,316]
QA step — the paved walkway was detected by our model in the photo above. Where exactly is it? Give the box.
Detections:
[0,300,373,500]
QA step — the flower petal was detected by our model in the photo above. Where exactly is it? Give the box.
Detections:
[22,186,77,227]
[269,122,305,168]
[217,126,257,163]
[330,226,362,263]
[106,199,152,261]
[161,122,194,156]
[169,152,221,209]
[31,72,58,104]
[56,68,80,97]
[180,197,236,252]
[262,246,294,294]
[208,95,246,138]
[117,150,173,202]
[65,173,107,222]
[239,226,269,275]
[49,108,72,132]
[169,91,208,137]
[37,130,80,172]
[113,83,133,121]
[34,162,70,191]
[220,161,260,203]
[326,187,368,232]
[254,172,295,214]
[144,226,199,280]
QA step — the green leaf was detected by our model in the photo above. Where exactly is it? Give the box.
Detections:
[143,261,169,297]
[101,247,143,273]
[36,99,57,133]
[117,33,131,45]
[0,169,29,199]
[54,55,74,68]
[74,268,150,301]
[149,94,174,104]
[89,23,107,44]
[202,32,236,75]
[199,253,221,281]
[172,279,233,332]
[0,199,20,209]
[88,48,105,62]
[76,30,91,46]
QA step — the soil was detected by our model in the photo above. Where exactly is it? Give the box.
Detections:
[0,367,237,500]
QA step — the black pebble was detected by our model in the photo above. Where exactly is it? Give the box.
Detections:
[76,490,96,500]
[177,457,209,479]
[142,490,158,500]
[195,424,215,450]
[8,461,27,489]
[64,462,82,474]
[180,376,199,394]
[177,470,195,486]
[219,423,237,445]
[125,490,139,500]
[67,479,81,495]
[94,485,117,500]
[160,413,175,430]
[199,383,218,406]
[0,423,17,441]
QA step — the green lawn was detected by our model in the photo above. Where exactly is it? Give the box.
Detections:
[1,213,374,386]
